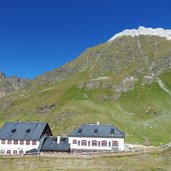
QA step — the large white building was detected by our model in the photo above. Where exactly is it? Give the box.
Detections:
[68,123,125,151]
[0,121,125,155]
[0,121,52,155]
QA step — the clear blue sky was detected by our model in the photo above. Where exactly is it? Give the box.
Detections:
[0,0,171,79]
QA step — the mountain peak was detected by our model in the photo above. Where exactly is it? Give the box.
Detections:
[108,26,171,41]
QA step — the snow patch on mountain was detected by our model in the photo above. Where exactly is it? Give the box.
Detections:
[108,26,171,41]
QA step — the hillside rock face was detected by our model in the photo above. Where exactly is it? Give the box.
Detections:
[0,72,6,79]
[0,73,29,97]
[34,34,171,98]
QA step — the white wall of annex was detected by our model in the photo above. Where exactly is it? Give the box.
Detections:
[68,137,124,151]
[0,140,39,154]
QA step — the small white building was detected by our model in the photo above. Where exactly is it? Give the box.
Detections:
[0,121,52,155]
[68,122,125,151]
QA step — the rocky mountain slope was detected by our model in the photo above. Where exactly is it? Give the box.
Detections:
[0,72,29,97]
[0,27,171,145]
[34,29,171,99]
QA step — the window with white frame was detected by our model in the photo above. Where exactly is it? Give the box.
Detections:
[0,150,5,154]
[81,140,87,146]
[101,140,107,147]
[20,140,24,145]
[7,150,11,154]
[7,140,12,145]
[1,140,5,144]
[72,140,77,144]
[14,140,18,145]
[13,150,17,155]
[26,140,30,145]
[92,140,97,146]
[112,141,118,147]
[32,141,37,145]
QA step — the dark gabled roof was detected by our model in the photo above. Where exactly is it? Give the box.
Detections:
[0,121,49,140]
[40,136,70,152]
[68,124,125,138]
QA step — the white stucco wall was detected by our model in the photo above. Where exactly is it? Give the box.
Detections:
[68,137,124,151]
[0,140,39,155]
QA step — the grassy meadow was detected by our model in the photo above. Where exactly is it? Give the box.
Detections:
[0,148,170,171]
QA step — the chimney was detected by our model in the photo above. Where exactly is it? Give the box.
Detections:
[57,136,60,144]
[97,121,100,125]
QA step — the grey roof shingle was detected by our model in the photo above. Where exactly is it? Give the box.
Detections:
[68,124,125,138]
[40,136,70,152]
[0,121,49,140]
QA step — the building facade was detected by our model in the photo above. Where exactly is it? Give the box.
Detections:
[68,123,125,151]
[0,121,52,155]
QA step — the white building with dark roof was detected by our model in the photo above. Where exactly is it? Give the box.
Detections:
[0,121,52,155]
[68,122,125,151]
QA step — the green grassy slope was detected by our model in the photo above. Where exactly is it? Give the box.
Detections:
[0,70,171,146]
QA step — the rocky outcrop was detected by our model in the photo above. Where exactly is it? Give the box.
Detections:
[149,56,171,75]
[112,77,136,93]
[38,104,55,114]
[6,76,29,89]
[78,76,136,101]
[85,80,101,89]
[0,73,29,97]
[0,72,6,79]
[84,76,136,92]
[142,75,156,85]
